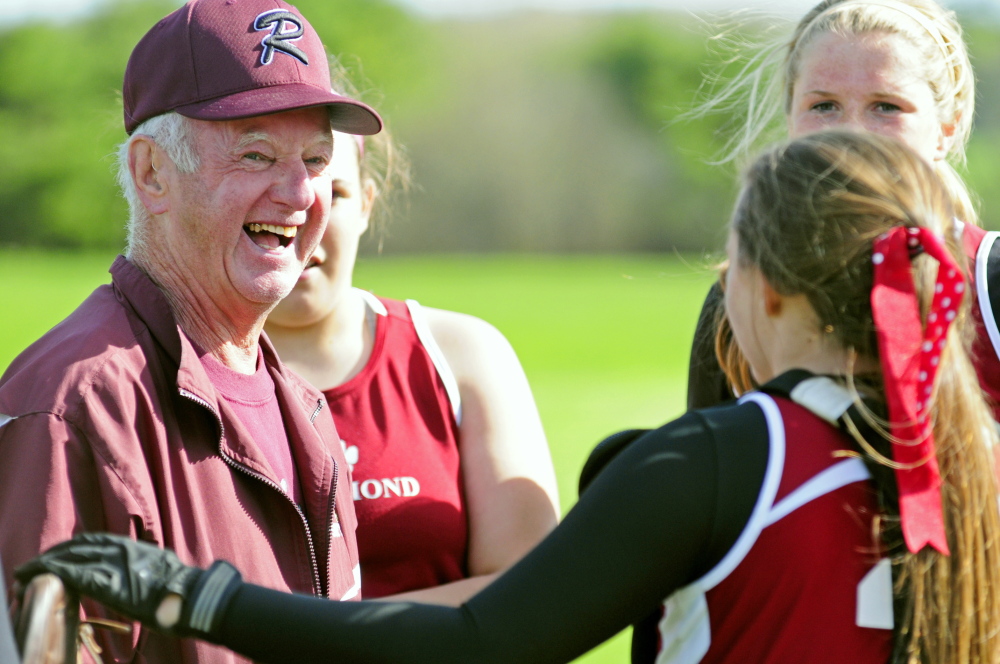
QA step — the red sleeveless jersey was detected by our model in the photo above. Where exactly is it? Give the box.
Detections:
[323,295,467,598]
[962,224,1000,420]
[656,392,892,663]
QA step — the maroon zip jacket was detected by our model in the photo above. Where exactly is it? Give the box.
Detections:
[0,256,360,663]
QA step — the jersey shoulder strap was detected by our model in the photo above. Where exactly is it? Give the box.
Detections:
[761,369,854,425]
[758,372,893,632]
[404,299,463,426]
[756,370,874,527]
[355,287,389,317]
[760,369,874,432]
[759,371,882,474]
[352,290,462,425]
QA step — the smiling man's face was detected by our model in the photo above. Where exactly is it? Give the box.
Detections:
[161,108,334,317]
[267,132,372,329]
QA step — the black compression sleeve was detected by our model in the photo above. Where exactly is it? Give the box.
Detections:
[215,404,769,664]
[687,282,733,411]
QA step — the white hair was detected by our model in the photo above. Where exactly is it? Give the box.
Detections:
[116,112,200,255]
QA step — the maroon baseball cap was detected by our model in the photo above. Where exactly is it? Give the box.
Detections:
[123,0,382,136]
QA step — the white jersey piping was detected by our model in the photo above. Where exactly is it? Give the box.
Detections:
[0,414,11,429]
[354,289,462,425]
[405,299,463,426]
[764,458,871,527]
[698,392,786,590]
[355,287,388,317]
[771,377,872,525]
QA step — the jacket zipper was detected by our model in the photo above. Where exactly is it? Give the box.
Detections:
[309,398,324,423]
[179,388,325,597]
[313,398,342,599]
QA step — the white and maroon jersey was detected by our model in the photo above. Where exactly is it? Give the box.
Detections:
[654,382,892,663]
[323,292,467,598]
[962,224,1000,421]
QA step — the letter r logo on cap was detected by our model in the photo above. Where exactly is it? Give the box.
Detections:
[253,9,309,66]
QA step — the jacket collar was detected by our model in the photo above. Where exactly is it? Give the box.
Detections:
[108,255,321,413]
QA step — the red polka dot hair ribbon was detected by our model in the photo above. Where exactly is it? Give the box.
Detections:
[871,226,964,556]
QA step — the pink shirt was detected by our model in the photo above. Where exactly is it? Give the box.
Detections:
[200,349,303,505]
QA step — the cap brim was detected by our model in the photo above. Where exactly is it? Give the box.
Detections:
[174,84,382,135]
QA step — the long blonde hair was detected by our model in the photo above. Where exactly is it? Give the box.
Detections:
[732,130,1000,662]
[708,0,979,411]
[699,0,977,225]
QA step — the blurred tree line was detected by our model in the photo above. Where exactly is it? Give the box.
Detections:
[1,0,998,253]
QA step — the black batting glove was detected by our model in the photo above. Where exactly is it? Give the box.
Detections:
[14,533,242,640]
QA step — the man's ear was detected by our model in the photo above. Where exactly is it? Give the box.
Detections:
[129,136,171,216]
[762,278,783,317]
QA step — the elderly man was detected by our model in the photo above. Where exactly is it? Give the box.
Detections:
[0,0,380,661]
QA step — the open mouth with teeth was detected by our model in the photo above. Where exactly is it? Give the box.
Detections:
[244,223,297,250]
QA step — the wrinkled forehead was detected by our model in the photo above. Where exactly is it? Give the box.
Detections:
[193,111,335,152]
[232,128,334,150]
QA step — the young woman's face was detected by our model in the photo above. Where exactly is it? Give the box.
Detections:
[788,31,954,163]
[266,132,373,328]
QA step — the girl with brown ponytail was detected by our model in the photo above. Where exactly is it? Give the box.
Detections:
[726,129,1000,662]
[16,131,1000,663]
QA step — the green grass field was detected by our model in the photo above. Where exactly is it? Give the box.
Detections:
[0,249,719,663]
